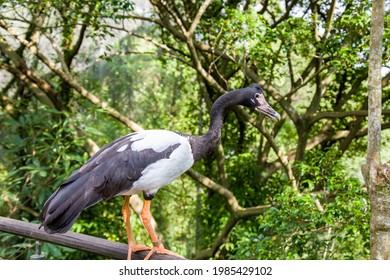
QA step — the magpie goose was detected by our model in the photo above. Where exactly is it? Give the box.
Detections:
[39,83,280,259]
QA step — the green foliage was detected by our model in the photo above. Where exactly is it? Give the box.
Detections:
[226,149,369,260]
[226,152,285,207]
[0,108,86,214]
[0,105,88,259]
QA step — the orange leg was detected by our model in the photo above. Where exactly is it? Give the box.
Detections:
[122,195,150,260]
[141,199,181,260]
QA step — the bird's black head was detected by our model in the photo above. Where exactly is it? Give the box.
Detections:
[239,83,281,121]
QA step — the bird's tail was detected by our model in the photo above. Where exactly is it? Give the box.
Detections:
[39,175,102,234]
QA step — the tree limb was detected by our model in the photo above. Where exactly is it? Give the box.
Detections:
[186,168,242,213]
[234,107,297,188]
[0,41,63,110]
[271,0,299,28]
[187,169,272,259]
[0,217,184,260]
[0,18,143,132]
[186,0,213,39]
[311,109,390,123]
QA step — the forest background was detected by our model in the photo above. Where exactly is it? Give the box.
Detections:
[0,0,389,260]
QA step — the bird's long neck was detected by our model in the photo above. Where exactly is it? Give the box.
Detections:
[204,98,228,146]
[190,91,238,162]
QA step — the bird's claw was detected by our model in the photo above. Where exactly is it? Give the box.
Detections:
[131,244,151,252]
[144,243,181,260]
[127,244,151,260]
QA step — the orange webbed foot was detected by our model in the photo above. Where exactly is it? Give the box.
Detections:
[144,240,181,260]
[127,244,151,260]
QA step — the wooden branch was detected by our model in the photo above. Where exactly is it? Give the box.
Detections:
[65,1,95,67]
[184,28,227,94]
[186,0,213,38]
[187,167,273,217]
[215,143,229,188]
[0,61,60,110]
[0,18,143,132]
[241,65,300,124]
[143,1,236,94]
[2,195,40,218]
[194,215,238,259]
[270,0,299,28]
[100,25,192,66]
[234,106,297,188]
[310,0,321,42]
[0,217,185,260]
[311,109,390,123]
[285,64,329,101]
[289,122,390,159]
[153,0,188,35]
[323,0,337,39]
[133,3,292,114]
[307,66,335,115]
[335,73,368,110]
[187,168,272,259]
[186,169,241,213]
[0,37,64,110]
[193,202,272,260]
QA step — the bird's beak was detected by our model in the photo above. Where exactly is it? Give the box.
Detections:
[254,94,281,121]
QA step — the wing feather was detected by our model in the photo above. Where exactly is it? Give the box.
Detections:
[40,130,189,233]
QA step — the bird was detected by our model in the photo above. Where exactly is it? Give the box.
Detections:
[39,83,280,260]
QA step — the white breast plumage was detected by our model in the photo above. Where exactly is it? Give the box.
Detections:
[121,130,194,196]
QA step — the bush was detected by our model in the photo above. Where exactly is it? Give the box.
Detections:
[226,149,370,259]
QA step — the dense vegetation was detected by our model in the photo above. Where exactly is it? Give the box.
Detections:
[0,0,389,259]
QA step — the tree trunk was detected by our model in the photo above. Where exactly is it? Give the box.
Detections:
[361,0,390,260]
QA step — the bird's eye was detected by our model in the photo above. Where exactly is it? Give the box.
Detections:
[255,93,260,98]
